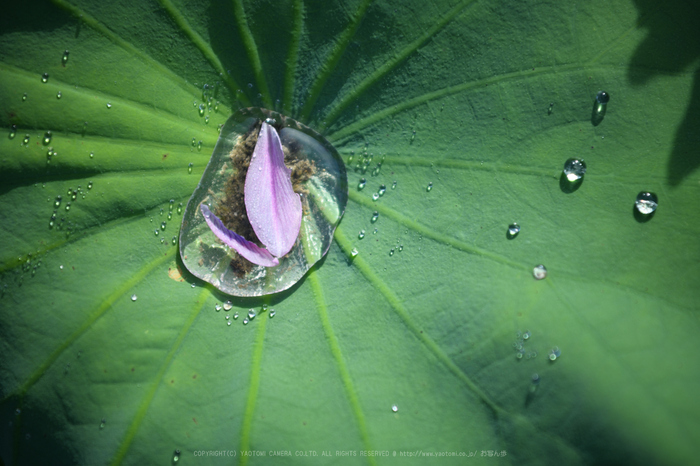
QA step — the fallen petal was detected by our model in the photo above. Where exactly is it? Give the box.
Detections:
[245,122,302,258]
[200,204,279,267]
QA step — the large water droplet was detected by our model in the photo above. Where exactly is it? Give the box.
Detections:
[635,192,658,215]
[532,264,547,280]
[41,72,49,83]
[179,108,348,297]
[507,223,520,239]
[563,158,586,182]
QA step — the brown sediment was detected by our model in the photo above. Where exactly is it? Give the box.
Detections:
[211,120,316,277]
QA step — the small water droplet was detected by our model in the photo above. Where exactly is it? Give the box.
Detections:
[264,117,276,125]
[54,195,62,208]
[233,312,239,320]
[227,321,231,326]
[225,314,229,320]
[358,230,365,239]
[351,247,359,257]
[198,104,205,116]
[358,178,366,190]
[389,248,394,256]
[373,228,378,235]
[378,185,386,196]
[215,100,220,111]
[523,330,531,340]
[42,131,52,145]
[269,309,276,318]
[173,449,181,463]
[398,244,403,252]
[596,91,610,105]
[392,180,397,189]
[131,294,137,301]
[22,92,27,101]
[548,102,554,115]
[87,181,93,189]
[9,124,17,139]
[372,192,379,201]
[177,202,183,214]
[223,300,233,311]
[410,130,416,142]
[507,223,520,239]
[41,72,49,83]
[106,102,112,109]
[563,158,586,182]
[89,151,94,158]
[15,408,20,415]
[205,115,209,124]
[248,309,256,320]
[154,229,159,236]
[22,134,30,145]
[635,192,658,215]
[65,202,71,211]
[197,141,202,150]
[371,211,379,223]
[56,91,62,99]
[243,318,249,325]
[62,50,69,64]
[391,404,398,412]
[548,346,561,361]
[160,221,166,231]
[215,303,222,312]
[532,264,547,280]
[99,418,106,429]
[188,162,193,174]
[426,182,433,192]
[167,212,172,220]
[171,236,177,245]
[59,265,64,270]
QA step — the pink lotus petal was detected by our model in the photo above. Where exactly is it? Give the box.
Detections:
[245,122,302,258]
[200,204,279,267]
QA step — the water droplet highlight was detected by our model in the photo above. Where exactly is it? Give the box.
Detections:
[635,192,658,215]
[532,264,547,280]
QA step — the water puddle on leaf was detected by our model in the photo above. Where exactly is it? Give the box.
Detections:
[179,108,348,296]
